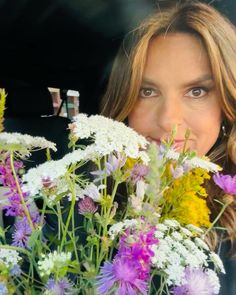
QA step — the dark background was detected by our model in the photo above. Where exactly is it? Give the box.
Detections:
[0,0,235,114]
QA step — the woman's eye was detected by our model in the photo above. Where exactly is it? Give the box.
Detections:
[139,88,158,98]
[186,87,207,98]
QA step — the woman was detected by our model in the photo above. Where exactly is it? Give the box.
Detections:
[101,1,236,293]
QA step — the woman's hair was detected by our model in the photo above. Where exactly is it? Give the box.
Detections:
[101,0,236,248]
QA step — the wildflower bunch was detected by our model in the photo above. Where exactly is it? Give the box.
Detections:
[0,113,231,294]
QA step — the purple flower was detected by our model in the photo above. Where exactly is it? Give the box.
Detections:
[45,278,74,295]
[118,226,158,280]
[91,153,126,182]
[130,164,149,184]
[172,268,218,295]
[10,264,21,276]
[96,258,148,295]
[170,165,184,179]
[3,190,29,217]
[0,282,7,295]
[213,173,236,195]
[78,197,98,215]
[12,217,32,248]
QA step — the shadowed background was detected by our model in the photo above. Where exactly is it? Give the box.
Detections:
[0,0,235,114]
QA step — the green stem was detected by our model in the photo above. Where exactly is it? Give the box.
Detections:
[204,201,229,237]
[71,206,79,262]
[56,202,63,240]
[60,191,75,251]
[40,201,47,227]
[96,180,120,271]
[10,152,34,230]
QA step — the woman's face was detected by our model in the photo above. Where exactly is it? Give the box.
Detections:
[128,33,222,156]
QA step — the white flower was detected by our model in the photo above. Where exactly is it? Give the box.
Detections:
[171,232,183,241]
[210,252,226,274]
[180,227,193,237]
[108,219,138,240]
[151,241,170,268]
[207,269,221,294]
[22,160,68,195]
[166,148,180,160]
[164,219,180,228]
[183,239,198,252]
[0,248,21,268]
[156,223,168,232]
[154,230,164,239]
[194,237,210,251]
[0,132,57,154]
[185,157,221,172]
[38,251,71,277]
[22,148,91,195]
[71,114,149,161]
[186,224,204,234]
[165,261,185,286]
[136,180,148,199]
[80,183,102,202]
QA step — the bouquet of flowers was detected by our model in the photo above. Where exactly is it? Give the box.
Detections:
[0,89,235,294]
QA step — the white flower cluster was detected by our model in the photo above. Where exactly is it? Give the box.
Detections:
[23,113,150,196]
[165,149,221,173]
[185,157,221,173]
[38,251,72,277]
[22,149,90,195]
[151,220,224,289]
[0,248,21,268]
[108,219,139,240]
[71,114,149,163]
[0,132,57,154]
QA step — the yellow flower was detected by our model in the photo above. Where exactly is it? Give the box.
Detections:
[0,89,7,132]
[160,167,211,228]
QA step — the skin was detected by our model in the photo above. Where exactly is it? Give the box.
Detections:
[128,33,222,156]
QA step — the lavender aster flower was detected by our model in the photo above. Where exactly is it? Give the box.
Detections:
[96,258,148,295]
[12,218,32,248]
[45,277,73,295]
[0,282,7,295]
[213,173,236,195]
[105,153,126,175]
[172,268,219,295]
[131,164,149,184]
[78,197,98,215]
[10,264,21,276]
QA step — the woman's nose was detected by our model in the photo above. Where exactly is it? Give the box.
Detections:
[156,96,183,132]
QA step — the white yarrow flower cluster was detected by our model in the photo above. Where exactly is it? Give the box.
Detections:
[185,157,221,172]
[108,219,139,240]
[164,147,220,172]
[22,148,91,195]
[23,113,150,195]
[151,220,224,287]
[0,132,57,154]
[0,248,21,268]
[71,114,149,163]
[38,251,72,277]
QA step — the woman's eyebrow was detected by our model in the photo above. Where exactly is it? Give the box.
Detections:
[141,79,158,87]
[182,74,214,87]
[141,74,214,88]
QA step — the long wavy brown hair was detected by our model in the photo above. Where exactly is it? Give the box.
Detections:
[101,0,236,250]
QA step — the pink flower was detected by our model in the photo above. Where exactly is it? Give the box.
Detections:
[213,173,236,195]
[78,197,98,215]
[131,164,149,184]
